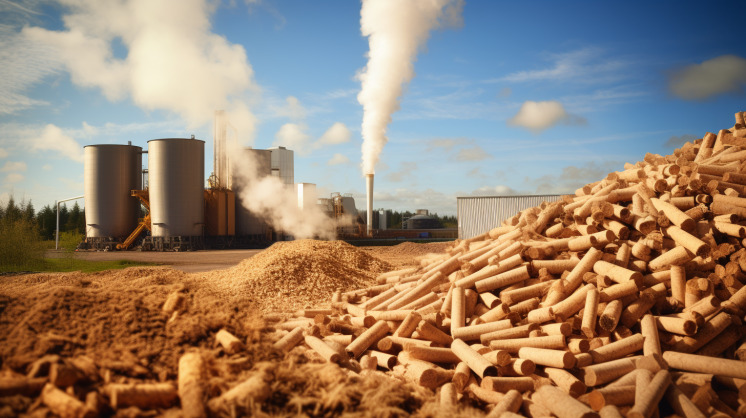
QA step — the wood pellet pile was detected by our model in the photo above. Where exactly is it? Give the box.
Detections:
[266,111,746,417]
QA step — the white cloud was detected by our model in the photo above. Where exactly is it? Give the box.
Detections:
[527,161,623,194]
[508,100,586,133]
[471,185,520,196]
[373,188,457,216]
[4,173,24,184]
[426,137,471,152]
[273,123,311,154]
[42,164,52,170]
[467,167,489,180]
[21,0,259,136]
[273,96,306,120]
[0,161,27,172]
[327,153,350,166]
[498,47,626,84]
[81,121,98,137]
[559,86,649,114]
[0,148,8,159]
[0,23,59,114]
[454,146,492,162]
[320,88,357,100]
[30,124,84,162]
[318,122,352,146]
[385,162,418,182]
[668,55,746,100]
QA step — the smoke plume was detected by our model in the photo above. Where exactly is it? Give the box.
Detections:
[357,0,463,175]
[23,0,257,136]
[229,146,337,240]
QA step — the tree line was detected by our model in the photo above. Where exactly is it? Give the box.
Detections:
[0,196,86,271]
[0,196,86,240]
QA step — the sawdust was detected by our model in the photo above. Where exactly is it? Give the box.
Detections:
[203,239,393,312]
[362,242,452,268]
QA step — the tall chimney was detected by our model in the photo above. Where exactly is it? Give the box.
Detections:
[365,174,374,236]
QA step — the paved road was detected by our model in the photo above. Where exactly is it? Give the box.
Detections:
[49,249,264,273]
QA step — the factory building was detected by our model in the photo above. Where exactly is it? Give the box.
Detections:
[269,146,294,186]
[81,133,306,250]
[456,194,563,239]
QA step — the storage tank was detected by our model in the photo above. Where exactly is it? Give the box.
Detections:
[406,213,442,230]
[84,144,142,241]
[147,138,205,242]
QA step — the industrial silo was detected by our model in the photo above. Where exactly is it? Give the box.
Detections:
[84,144,142,249]
[147,138,205,250]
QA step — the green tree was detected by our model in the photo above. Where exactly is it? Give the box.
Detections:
[36,205,56,240]
[66,202,82,233]
[57,203,69,233]
[23,200,35,222]
[3,196,22,222]
[0,196,44,271]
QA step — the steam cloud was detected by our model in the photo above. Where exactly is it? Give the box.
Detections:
[23,0,258,136]
[357,0,463,175]
[230,147,337,240]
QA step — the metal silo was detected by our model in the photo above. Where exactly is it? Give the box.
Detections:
[147,138,205,250]
[84,144,142,248]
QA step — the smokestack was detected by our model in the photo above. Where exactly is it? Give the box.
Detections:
[366,174,374,236]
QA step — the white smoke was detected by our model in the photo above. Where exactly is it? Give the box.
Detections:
[357,0,463,175]
[23,0,257,136]
[229,145,337,240]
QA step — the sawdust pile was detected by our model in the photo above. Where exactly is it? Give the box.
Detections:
[363,242,452,268]
[203,239,393,312]
[0,268,230,378]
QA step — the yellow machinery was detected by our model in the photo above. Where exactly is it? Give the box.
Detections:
[117,190,151,250]
[330,193,365,238]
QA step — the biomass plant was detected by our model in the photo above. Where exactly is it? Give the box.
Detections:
[81,111,300,250]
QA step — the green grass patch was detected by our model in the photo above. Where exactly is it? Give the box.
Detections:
[1,258,158,274]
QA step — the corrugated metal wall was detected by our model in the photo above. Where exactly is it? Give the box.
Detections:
[457,195,564,239]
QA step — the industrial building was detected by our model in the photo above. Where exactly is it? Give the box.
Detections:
[456,194,563,239]
[81,128,367,250]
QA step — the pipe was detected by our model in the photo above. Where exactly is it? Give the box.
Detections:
[366,174,374,237]
[55,195,84,250]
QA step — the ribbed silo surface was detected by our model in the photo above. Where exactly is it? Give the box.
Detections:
[148,138,205,237]
[84,144,142,238]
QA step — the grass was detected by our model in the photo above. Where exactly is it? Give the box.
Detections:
[1,258,158,274]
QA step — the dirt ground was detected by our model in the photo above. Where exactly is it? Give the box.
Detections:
[55,249,265,273]
[51,241,451,273]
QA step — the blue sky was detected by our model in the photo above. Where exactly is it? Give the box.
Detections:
[1,0,745,216]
